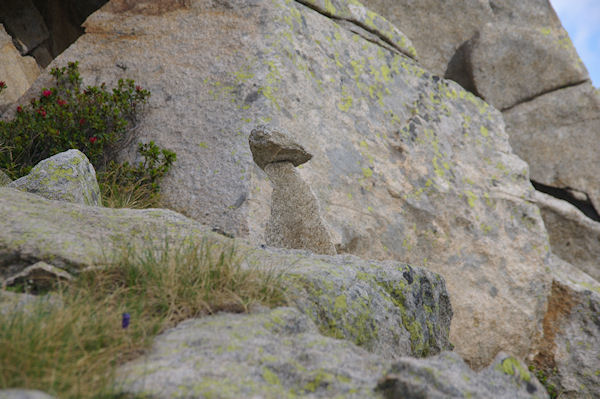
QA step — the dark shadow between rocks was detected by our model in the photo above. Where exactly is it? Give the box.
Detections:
[0,0,109,67]
[444,38,481,98]
[532,180,600,222]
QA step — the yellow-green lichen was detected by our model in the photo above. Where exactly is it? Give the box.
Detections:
[324,0,336,15]
[262,367,281,385]
[338,86,353,112]
[465,191,477,208]
[496,357,531,382]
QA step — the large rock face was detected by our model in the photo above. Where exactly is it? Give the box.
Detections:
[464,23,588,111]
[504,82,600,212]
[359,1,600,275]
[360,0,570,81]
[23,0,554,367]
[0,177,559,398]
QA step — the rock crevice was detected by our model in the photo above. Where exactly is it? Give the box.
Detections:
[295,0,418,59]
[501,78,591,112]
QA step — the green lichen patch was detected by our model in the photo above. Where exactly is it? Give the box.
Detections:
[496,357,531,382]
[286,257,452,360]
[295,0,417,59]
[117,307,387,398]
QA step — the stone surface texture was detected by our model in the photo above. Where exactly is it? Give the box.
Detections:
[1,187,458,396]
[534,191,600,282]
[249,125,313,170]
[0,24,40,108]
[504,82,600,212]
[0,186,215,275]
[18,0,555,368]
[360,0,569,78]
[535,255,600,398]
[117,307,388,398]
[0,186,451,359]
[378,351,549,399]
[264,162,336,255]
[297,0,418,60]
[358,0,600,273]
[283,250,453,359]
[0,390,56,399]
[8,149,101,206]
[465,23,588,111]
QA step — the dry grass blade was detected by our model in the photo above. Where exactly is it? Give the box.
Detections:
[0,237,288,398]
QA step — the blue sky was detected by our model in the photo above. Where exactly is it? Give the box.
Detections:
[550,0,600,87]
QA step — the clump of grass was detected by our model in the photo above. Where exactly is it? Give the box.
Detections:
[97,142,175,209]
[0,238,287,398]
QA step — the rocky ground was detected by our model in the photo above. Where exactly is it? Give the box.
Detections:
[1,0,599,398]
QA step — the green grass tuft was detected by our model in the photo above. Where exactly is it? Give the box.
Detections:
[0,238,288,398]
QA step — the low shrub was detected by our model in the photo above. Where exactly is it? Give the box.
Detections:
[0,62,175,208]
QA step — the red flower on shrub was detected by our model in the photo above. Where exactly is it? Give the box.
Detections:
[16,106,23,113]
[37,108,46,117]
[57,99,67,106]
[79,118,86,125]
[136,85,142,92]
[0,81,6,89]
[89,136,98,144]
[42,89,52,97]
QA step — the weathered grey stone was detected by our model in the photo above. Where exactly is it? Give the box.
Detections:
[4,261,72,294]
[0,186,215,275]
[0,390,55,399]
[0,187,451,360]
[534,255,600,399]
[9,149,101,206]
[284,250,453,358]
[296,0,417,59]
[264,162,336,255]
[504,82,600,213]
[360,0,570,78]
[360,0,493,76]
[0,170,11,186]
[0,24,40,108]
[116,307,388,398]
[377,351,549,399]
[534,191,600,282]
[249,125,312,169]
[465,23,588,110]
[27,0,552,367]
